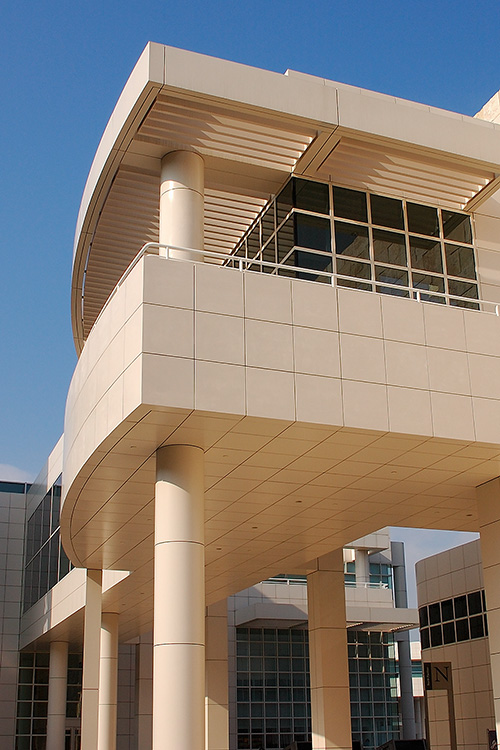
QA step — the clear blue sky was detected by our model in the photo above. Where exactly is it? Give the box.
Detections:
[0,0,491,562]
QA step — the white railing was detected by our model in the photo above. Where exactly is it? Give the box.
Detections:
[89,241,500,335]
[345,581,390,590]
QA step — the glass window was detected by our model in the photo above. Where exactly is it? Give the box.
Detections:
[371,195,404,230]
[456,618,470,642]
[441,599,454,622]
[335,222,369,259]
[373,230,407,266]
[336,258,371,291]
[428,603,441,625]
[333,186,368,222]
[445,244,476,279]
[442,621,455,644]
[407,202,439,237]
[294,178,329,215]
[420,629,430,650]
[295,214,331,253]
[470,614,485,639]
[276,181,293,226]
[419,607,428,628]
[410,237,443,274]
[454,595,467,619]
[448,279,478,308]
[412,273,445,303]
[442,210,472,244]
[277,217,294,262]
[261,205,275,245]
[430,625,443,647]
[468,591,483,615]
[375,266,408,297]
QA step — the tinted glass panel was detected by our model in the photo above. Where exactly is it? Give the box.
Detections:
[276,181,293,225]
[456,618,469,642]
[261,206,275,245]
[419,607,428,628]
[295,214,331,253]
[470,614,485,639]
[294,250,332,282]
[445,244,476,279]
[428,603,441,625]
[442,621,455,644]
[448,279,478,302]
[410,237,443,273]
[371,195,404,230]
[335,222,369,258]
[468,591,482,615]
[294,178,329,215]
[430,625,443,647]
[336,258,371,291]
[407,203,439,237]
[454,596,467,618]
[277,217,294,261]
[419,628,429,649]
[442,211,472,244]
[373,230,406,266]
[375,266,409,297]
[441,599,454,622]
[247,226,260,259]
[333,186,368,222]
[412,273,445,303]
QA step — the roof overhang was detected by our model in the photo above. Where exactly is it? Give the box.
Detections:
[72,43,500,353]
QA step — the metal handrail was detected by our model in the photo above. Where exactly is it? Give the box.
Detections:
[89,241,500,335]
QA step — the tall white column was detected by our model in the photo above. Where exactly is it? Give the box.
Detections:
[153,444,205,750]
[307,550,352,750]
[477,477,500,735]
[98,612,119,750]
[47,641,68,750]
[206,600,229,750]
[81,569,102,750]
[159,150,204,260]
[135,633,153,750]
[355,548,370,584]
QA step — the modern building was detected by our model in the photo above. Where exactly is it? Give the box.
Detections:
[228,531,424,750]
[5,41,500,750]
[416,540,493,750]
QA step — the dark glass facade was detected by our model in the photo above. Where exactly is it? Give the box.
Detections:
[419,589,488,649]
[236,628,399,750]
[23,477,72,612]
[228,177,478,309]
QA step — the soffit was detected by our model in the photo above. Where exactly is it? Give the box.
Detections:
[60,408,500,640]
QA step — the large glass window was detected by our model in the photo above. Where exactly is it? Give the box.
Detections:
[23,477,72,612]
[229,177,478,310]
[419,588,488,649]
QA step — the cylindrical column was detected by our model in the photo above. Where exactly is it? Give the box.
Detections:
[98,612,119,750]
[47,641,68,750]
[159,150,204,260]
[153,444,205,750]
[307,550,352,750]
[205,600,229,750]
[81,569,102,750]
[355,548,370,584]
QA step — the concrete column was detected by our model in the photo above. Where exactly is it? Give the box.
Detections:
[206,600,229,750]
[391,541,416,739]
[307,550,352,750]
[98,612,119,750]
[153,445,205,750]
[135,633,153,750]
[159,150,204,260]
[478,477,500,736]
[81,569,102,750]
[47,641,68,750]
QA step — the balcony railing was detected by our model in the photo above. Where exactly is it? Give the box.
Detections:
[89,241,500,337]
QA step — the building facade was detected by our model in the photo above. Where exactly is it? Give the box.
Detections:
[416,540,494,750]
[5,42,500,750]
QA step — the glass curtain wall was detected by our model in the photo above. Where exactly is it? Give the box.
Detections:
[228,177,478,309]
